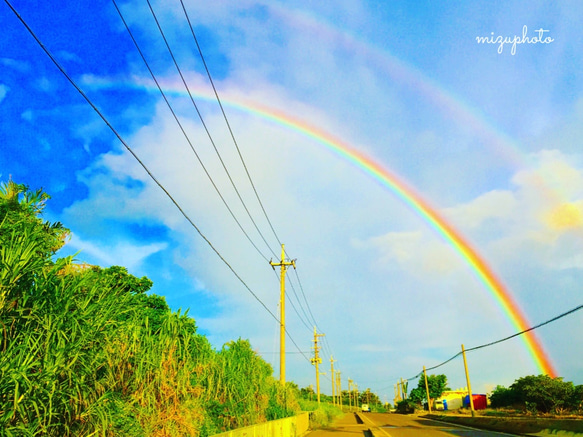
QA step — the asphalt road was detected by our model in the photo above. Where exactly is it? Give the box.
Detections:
[307,412,518,437]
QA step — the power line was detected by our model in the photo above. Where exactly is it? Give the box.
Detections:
[4,0,315,360]
[145,0,278,260]
[179,0,283,248]
[285,270,336,363]
[291,267,335,360]
[466,302,583,353]
[293,268,319,329]
[112,0,272,262]
[261,351,312,355]
[8,0,320,371]
[177,0,334,365]
[405,302,583,381]
[285,272,314,332]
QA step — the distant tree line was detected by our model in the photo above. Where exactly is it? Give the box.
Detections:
[299,385,387,412]
[490,375,583,414]
[0,180,299,436]
[403,372,582,415]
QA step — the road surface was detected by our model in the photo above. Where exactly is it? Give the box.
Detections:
[306,412,518,436]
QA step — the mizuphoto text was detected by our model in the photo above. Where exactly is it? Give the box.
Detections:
[476,25,554,55]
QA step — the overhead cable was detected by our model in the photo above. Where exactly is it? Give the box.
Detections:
[179,0,283,248]
[178,0,332,363]
[146,0,278,260]
[405,302,583,381]
[5,0,314,359]
[112,0,271,262]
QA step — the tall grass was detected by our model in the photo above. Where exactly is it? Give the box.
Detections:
[0,181,300,436]
[298,399,343,429]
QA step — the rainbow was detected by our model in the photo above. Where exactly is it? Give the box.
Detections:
[83,75,556,376]
[266,4,565,207]
[227,96,556,377]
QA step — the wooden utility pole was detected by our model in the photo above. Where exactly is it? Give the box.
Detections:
[330,356,336,406]
[394,383,400,406]
[348,379,353,409]
[269,244,295,385]
[336,371,342,409]
[462,344,475,417]
[311,327,325,404]
[423,366,432,413]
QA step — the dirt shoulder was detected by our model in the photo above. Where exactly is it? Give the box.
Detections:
[423,413,583,436]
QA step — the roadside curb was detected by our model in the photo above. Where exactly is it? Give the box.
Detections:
[423,413,583,436]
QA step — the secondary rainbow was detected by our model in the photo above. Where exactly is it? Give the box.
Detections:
[85,76,556,376]
[212,94,557,377]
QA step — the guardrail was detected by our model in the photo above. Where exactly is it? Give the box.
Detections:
[210,412,310,437]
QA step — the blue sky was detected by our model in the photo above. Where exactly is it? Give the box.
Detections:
[2,0,583,401]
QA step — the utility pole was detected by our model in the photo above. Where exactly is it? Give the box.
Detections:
[269,244,296,385]
[462,344,475,417]
[348,379,353,409]
[330,356,336,406]
[423,366,432,413]
[394,383,400,406]
[337,372,342,409]
[311,327,325,404]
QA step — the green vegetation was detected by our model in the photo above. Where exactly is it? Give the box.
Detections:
[490,374,583,414]
[298,384,386,413]
[0,180,299,436]
[409,374,450,405]
[395,399,416,414]
[297,399,342,429]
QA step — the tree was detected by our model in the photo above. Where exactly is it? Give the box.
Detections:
[570,385,583,412]
[0,180,69,321]
[359,388,381,406]
[409,374,450,405]
[490,375,580,414]
[510,375,575,413]
[489,385,516,408]
[0,179,303,435]
[300,385,315,400]
[0,179,68,256]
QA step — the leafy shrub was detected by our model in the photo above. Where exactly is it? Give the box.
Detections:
[570,385,583,412]
[489,385,516,408]
[511,375,574,413]
[298,399,342,429]
[489,375,580,414]
[396,399,416,414]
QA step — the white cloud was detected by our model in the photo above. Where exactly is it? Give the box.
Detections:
[63,79,583,391]
[445,190,516,230]
[45,1,583,393]
[0,57,30,73]
[21,109,33,121]
[56,50,82,63]
[0,84,8,103]
[36,76,56,93]
[354,231,461,276]
[67,232,167,272]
